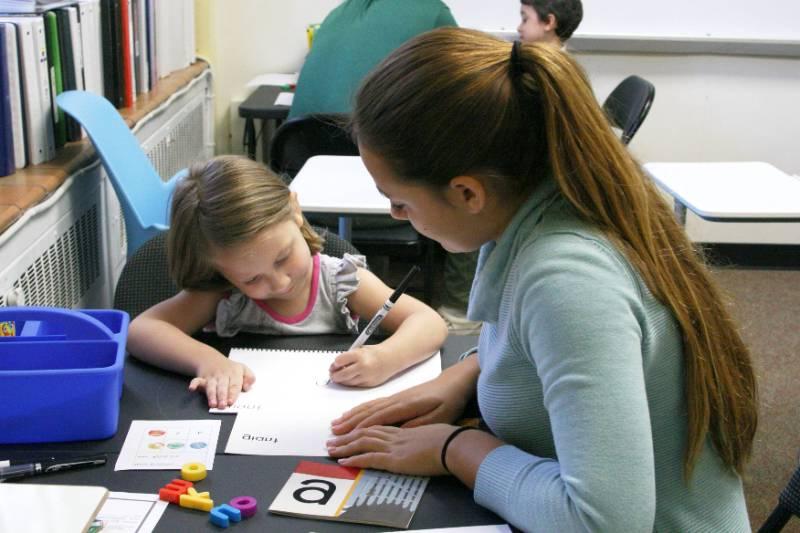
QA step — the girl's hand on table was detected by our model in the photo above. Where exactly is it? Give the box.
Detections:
[328,345,392,387]
[189,359,255,409]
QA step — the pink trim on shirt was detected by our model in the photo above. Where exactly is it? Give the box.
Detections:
[254,254,320,325]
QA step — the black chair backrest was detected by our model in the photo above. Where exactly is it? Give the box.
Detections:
[269,114,359,181]
[314,226,362,259]
[602,75,656,145]
[114,228,362,320]
[113,231,176,320]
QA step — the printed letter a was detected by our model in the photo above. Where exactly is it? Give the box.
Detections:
[293,479,336,505]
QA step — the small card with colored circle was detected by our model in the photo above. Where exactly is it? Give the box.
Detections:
[114,420,221,471]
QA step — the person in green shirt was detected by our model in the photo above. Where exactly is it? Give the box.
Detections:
[289,0,459,326]
[289,0,457,119]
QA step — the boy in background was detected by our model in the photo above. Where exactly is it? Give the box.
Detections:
[517,0,583,47]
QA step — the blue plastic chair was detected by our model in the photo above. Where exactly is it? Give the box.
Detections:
[56,91,185,255]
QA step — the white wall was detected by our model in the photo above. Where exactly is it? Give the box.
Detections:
[196,1,800,244]
[577,52,800,244]
[196,0,340,154]
[444,0,800,39]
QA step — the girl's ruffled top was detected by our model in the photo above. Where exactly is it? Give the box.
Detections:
[214,253,365,337]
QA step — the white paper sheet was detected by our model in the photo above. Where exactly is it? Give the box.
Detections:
[114,420,220,471]
[246,72,298,88]
[274,91,294,106]
[94,492,168,533]
[222,348,441,456]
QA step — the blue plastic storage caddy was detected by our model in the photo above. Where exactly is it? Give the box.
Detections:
[0,307,129,443]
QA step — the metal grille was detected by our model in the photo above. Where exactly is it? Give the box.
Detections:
[11,205,100,308]
[146,103,206,181]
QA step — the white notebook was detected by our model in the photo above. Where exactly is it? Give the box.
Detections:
[212,348,441,415]
[218,348,441,456]
[0,484,108,533]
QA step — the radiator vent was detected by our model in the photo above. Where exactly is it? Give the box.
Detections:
[147,104,206,181]
[12,205,100,308]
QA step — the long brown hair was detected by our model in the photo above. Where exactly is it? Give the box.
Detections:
[352,27,757,478]
[168,155,323,290]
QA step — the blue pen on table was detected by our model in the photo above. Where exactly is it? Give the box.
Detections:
[0,454,107,482]
[327,265,421,384]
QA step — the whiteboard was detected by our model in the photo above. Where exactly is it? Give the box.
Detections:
[444,0,800,41]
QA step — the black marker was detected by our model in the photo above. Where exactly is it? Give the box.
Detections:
[0,454,107,482]
[349,265,420,351]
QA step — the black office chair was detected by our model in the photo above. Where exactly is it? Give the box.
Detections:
[602,75,656,145]
[269,113,358,181]
[759,459,800,532]
[269,114,437,303]
[113,227,362,320]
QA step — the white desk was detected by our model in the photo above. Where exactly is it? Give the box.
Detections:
[644,161,800,224]
[290,155,391,240]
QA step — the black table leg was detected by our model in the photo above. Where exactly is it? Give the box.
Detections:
[259,118,285,167]
[244,118,256,160]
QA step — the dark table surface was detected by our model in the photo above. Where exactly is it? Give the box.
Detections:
[1,333,504,532]
[238,85,291,120]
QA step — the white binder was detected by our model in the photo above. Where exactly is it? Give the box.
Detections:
[0,15,55,165]
[77,0,104,96]
[65,6,84,91]
[1,22,26,168]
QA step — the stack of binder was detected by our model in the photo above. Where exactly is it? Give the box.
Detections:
[0,0,195,173]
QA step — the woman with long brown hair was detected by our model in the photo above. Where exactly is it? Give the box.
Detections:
[326,28,757,531]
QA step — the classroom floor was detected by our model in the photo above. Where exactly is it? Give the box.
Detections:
[371,247,800,531]
[715,267,800,531]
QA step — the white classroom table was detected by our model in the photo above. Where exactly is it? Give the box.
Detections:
[644,161,800,224]
[290,155,391,240]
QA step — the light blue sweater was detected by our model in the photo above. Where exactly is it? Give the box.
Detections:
[468,178,750,532]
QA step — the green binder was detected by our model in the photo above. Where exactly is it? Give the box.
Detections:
[44,11,66,148]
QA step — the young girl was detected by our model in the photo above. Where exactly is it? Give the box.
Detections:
[326,29,757,531]
[127,155,447,409]
[517,0,583,46]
